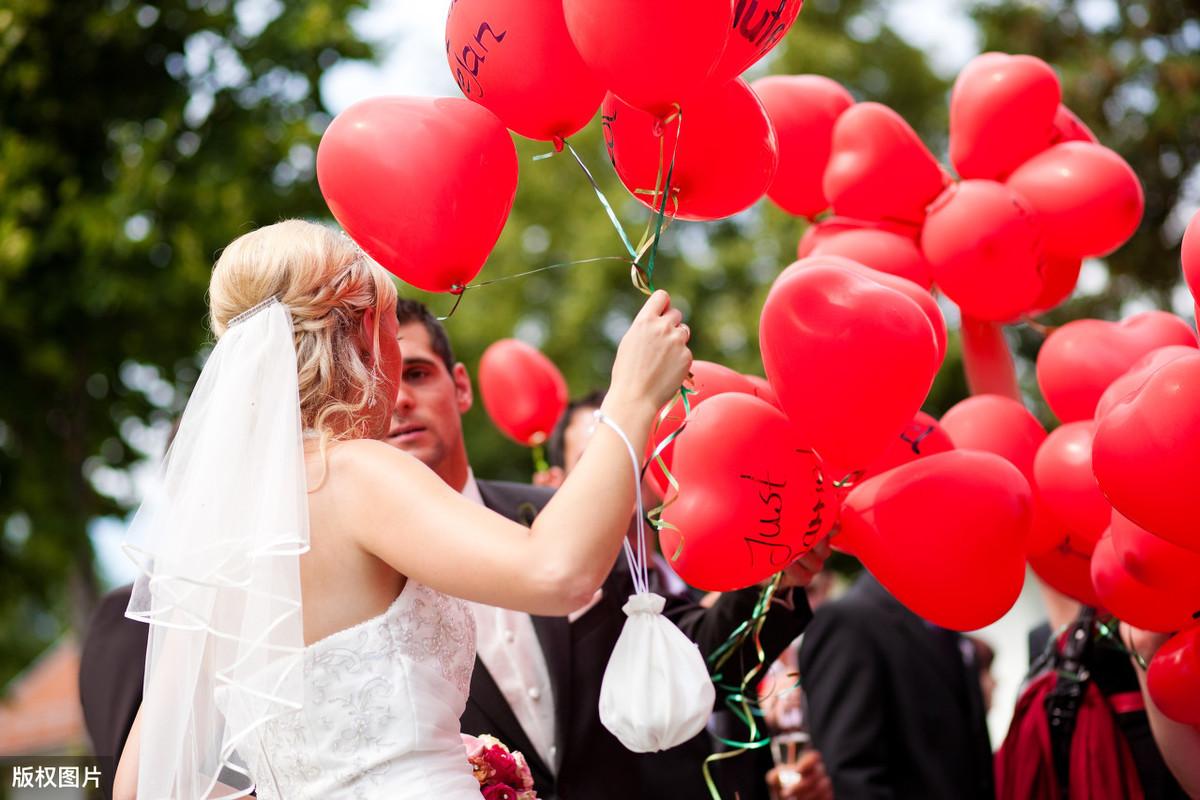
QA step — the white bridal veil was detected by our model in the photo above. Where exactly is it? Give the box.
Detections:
[123,297,309,799]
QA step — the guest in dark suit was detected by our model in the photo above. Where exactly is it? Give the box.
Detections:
[798,571,995,800]
[387,300,825,800]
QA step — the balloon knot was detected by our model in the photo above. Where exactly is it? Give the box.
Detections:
[449,284,465,296]
[553,136,565,153]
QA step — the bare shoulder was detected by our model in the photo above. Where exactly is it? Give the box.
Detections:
[322,438,433,486]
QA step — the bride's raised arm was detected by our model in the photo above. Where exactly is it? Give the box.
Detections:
[345,290,690,615]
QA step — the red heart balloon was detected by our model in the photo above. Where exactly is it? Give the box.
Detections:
[840,451,1030,631]
[564,0,733,118]
[940,394,1046,483]
[645,361,757,496]
[1007,142,1144,259]
[445,0,605,142]
[922,180,1045,322]
[1028,255,1082,314]
[1183,209,1200,306]
[1029,541,1100,606]
[711,0,805,84]
[761,265,940,469]
[751,75,854,219]
[781,255,945,364]
[317,97,518,293]
[660,393,836,592]
[823,102,949,230]
[1050,105,1097,145]
[1148,627,1200,726]
[1095,344,1199,420]
[1093,352,1200,550]
[810,227,933,289]
[1036,311,1197,422]
[1033,421,1109,543]
[603,79,779,222]
[1091,534,1200,633]
[1111,510,1200,598]
[797,217,918,259]
[478,339,568,446]
[949,52,1062,181]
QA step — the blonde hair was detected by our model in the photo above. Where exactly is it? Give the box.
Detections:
[209,219,397,444]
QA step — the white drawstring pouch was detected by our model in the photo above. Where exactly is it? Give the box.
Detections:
[592,410,717,753]
[598,591,716,752]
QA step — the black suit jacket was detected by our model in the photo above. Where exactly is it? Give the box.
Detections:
[468,479,814,800]
[798,572,995,800]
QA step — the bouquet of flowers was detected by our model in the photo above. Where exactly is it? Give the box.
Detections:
[462,733,538,800]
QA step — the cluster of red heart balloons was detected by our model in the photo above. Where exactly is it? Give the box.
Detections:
[762,53,1143,326]
[653,255,1033,631]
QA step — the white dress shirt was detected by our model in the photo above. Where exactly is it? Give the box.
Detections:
[462,473,560,773]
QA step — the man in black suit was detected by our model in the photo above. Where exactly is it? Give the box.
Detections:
[798,571,995,800]
[386,300,824,800]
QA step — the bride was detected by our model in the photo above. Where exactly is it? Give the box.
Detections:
[112,220,692,799]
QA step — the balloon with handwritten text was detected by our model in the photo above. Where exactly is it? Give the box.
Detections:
[660,393,836,592]
[710,0,805,84]
[446,0,605,142]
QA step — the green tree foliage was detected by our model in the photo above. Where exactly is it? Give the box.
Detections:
[0,0,369,685]
[969,0,1200,376]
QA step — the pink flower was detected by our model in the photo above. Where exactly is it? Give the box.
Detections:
[510,750,534,791]
[461,734,487,760]
[482,745,521,786]
[482,784,518,800]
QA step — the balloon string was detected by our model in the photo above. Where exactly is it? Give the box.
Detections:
[701,572,785,799]
[1021,315,1059,337]
[437,256,635,320]
[644,383,695,546]
[630,106,683,296]
[1095,615,1150,671]
[560,139,641,262]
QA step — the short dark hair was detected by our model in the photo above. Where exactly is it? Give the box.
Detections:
[546,389,607,469]
[395,299,456,374]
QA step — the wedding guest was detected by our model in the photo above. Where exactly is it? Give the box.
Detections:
[799,570,995,799]
[387,300,832,800]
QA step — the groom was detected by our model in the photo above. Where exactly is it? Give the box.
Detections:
[389,300,826,800]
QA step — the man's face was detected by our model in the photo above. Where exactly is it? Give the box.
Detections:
[385,321,472,475]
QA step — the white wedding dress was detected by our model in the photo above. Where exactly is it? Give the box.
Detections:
[227,579,483,799]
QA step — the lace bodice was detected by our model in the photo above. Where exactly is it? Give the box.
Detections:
[232,580,481,799]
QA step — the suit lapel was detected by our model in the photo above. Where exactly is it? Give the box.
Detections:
[530,613,572,755]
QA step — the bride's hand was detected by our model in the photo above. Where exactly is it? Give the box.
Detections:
[608,290,693,413]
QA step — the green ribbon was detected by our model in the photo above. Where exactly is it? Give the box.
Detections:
[701,573,785,799]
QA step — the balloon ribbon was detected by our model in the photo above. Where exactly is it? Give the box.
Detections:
[701,572,786,799]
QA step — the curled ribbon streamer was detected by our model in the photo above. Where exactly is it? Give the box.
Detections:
[642,384,696,549]
[630,106,683,295]
[701,573,786,799]
[1095,615,1149,671]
